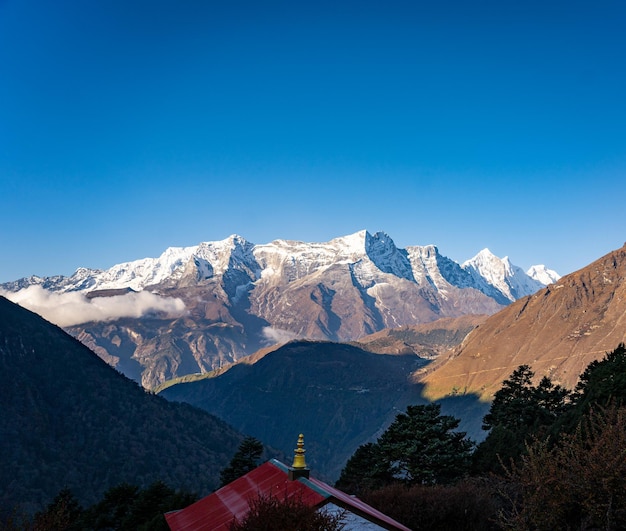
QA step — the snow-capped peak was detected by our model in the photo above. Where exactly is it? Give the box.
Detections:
[527,264,561,285]
[462,248,546,303]
[328,230,370,258]
[1,233,559,308]
[363,231,414,281]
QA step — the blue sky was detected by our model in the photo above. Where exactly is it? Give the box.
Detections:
[1,0,625,283]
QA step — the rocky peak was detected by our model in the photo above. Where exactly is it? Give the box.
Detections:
[361,231,414,282]
[420,243,626,400]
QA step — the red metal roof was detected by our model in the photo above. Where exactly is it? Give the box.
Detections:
[165,459,411,531]
[306,476,412,531]
[165,460,324,531]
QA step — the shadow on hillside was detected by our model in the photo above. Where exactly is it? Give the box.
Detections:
[436,393,490,443]
[160,341,491,481]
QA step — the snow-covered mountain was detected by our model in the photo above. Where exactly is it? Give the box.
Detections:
[1,230,560,388]
[461,248,554,305]
[3,231,557,298]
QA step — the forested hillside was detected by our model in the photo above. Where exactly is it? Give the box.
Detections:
[0,296,245,516]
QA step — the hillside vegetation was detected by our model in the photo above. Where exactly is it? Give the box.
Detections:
[0,296,245,516]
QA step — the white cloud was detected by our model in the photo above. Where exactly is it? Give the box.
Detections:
[1,286,186,327]
[261,326,298,345]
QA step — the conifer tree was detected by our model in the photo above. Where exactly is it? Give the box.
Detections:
[573,343,626,409]
[473,365,569,474]
[337,404,473,492]
[219,436,264,487]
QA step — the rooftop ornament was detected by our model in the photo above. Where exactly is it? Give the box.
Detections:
[289,433,309,480]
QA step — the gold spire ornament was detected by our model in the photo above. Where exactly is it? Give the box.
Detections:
[292,433,307,469]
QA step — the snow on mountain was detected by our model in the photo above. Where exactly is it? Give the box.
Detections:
[0,231,561,389]
[405,245,475,295]
[364,231,415,282]
[527,264,561,285]
[2,232,556,303]
[461,248,547,304]
[88,245,198,291]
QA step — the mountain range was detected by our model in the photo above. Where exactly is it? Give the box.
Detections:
[158,242,626,480]
[1,230,559,388]
[3,233,625,510]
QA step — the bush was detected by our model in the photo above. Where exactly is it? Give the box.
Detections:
[360,478,501,530]
[228,493,345,531]
[500,405,626,530]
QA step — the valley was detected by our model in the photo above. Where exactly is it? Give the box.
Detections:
[5,232,626,518]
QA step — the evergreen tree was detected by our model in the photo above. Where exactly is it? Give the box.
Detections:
[79,483,139,530]
[337,404,473,492]
[473,365,569,474]
[377,404,474,485]
[219,436,264,487]
[334,443,393,494]
[554,343,626,436]
[483,365,569,432]
[574,343,626,409]
[31,488,83,531]
[77,481,196,530]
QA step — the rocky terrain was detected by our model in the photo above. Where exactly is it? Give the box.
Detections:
[2,230,558,388]
[418,243,626,400]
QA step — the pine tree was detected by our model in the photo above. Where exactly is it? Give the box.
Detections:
[574,343,626,409]
[219,436,264,487]
[32,488,83,531]
[473,365,569,474]
[337,404,473,492]
[334,443,392,494]
[377,404,474,485]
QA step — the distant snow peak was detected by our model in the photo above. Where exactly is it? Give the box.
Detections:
[461,248,546,303]
[329,230,370,255]
[2,231,558,316]
[527,264,561,285]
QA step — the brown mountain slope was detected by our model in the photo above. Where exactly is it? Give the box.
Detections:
[418,243,626,400]
[354,315,488,357]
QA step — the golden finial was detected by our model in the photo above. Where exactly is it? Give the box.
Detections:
[291,433,307,469]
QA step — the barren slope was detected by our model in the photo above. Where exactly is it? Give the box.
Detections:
[419,244,626,400]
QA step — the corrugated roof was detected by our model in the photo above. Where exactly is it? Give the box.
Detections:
[165,460,325,531]
[165,459,411,531]
[306,477,412,531]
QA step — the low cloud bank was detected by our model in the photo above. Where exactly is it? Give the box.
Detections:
[2,286,186,327]
[262,326,298,345]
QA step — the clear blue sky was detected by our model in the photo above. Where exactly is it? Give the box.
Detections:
[1,0,625,282]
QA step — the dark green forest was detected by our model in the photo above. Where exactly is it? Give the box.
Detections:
[0,297,245,518]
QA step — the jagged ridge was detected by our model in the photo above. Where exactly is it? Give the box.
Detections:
[1,231,560,388]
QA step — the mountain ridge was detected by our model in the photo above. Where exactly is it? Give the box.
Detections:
[2,230,558,297]
[418,242,626,400]
[1,231,560,388]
